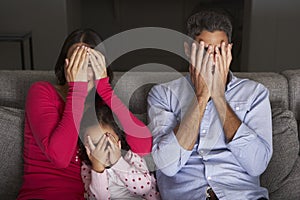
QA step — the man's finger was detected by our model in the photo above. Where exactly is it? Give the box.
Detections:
[190,42,197,68]
[201,45,212,73]
[226,44,233,69]
[196,41,205,70]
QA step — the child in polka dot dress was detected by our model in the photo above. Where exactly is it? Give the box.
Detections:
[79,105,161,200]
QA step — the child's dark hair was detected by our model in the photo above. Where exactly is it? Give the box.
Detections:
[78,101,130,165]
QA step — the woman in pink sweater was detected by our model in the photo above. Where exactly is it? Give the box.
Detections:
[17,29,152,200]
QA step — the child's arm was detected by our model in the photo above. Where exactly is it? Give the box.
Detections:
[81,162,110,200]
[110,150,152,196]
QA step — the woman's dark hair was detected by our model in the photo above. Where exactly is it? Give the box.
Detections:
[55,28,113,85]
[186,9,233,42]
[78,102,130,165]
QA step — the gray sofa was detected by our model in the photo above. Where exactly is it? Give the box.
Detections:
[0,69,299,200]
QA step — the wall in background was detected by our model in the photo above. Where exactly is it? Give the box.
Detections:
[81,0,244,72]
[242,0,300,72]
[0,0,299,72]
[0,0,79,70]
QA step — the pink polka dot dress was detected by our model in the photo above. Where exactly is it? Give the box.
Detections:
[81,150,161,200]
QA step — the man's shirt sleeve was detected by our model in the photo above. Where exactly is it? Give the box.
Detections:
[227,83,273,176]
[147,85,193,177]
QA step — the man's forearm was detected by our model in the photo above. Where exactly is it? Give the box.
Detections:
[175,96,208,150]
[213,97,241,142]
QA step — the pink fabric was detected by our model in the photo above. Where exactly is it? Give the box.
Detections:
[18,81,87,200]
[96,77,152,156]
[18,78,153,199]
[81,150,160,200]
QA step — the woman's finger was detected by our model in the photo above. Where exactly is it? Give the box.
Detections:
[65,59,71,77]
[89,52,99,72]
[64,58,69,68]
[92,49,106,67]
[72,46,86,72]
[79,48,89,72]
[91,49,107,75]
[69,46,80,69]
[89,49,107,79]
[78,47,88,71]
[83,52,89,72]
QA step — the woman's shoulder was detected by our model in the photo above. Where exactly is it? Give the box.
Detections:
[27,81,59,99]
[29,81,56,91]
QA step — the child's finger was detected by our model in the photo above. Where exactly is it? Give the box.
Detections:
[108,133,118,144]
[87,136,96,151]
[107,136,117,151]
[96,134,107,151]
[85,146,91,156]
[118,140,121,149]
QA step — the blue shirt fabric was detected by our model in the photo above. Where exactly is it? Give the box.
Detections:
[147,73,273,200]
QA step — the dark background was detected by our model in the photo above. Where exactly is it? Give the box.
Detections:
[0,0,299,72]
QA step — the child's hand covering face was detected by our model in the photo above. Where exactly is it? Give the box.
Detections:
[84,124,122,171]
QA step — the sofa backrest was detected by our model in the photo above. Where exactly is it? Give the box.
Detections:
[282,69,300,122]
[0,69,299,199]
[0,70,56,109]
[112,71,290,123]
[0,70,292,120]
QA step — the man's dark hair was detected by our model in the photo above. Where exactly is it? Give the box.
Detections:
[186,9,233,42]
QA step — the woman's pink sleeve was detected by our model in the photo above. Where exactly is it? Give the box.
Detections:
[95,78,152,156]
[26,81,87,168]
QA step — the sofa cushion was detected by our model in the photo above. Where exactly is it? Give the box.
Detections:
[0,106,24,199]
[268,157,300,199]
[261,108,299,194]
[281,69,300,120]
[0,70,55,109]
[234,72,289,110]
[282,69,300,141]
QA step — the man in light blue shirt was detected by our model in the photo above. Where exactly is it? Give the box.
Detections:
[147,9,272,200]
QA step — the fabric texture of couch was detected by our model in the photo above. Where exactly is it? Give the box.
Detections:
[0,69,299,200]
